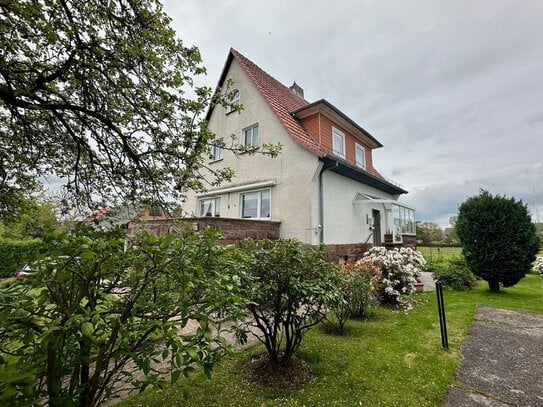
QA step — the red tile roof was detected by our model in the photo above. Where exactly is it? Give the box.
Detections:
[210,49,403,192]
[229,48,325,157]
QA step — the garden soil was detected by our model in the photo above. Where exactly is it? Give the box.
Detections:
[443,306,543,406]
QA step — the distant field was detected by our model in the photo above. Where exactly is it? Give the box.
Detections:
[417,246,462,262]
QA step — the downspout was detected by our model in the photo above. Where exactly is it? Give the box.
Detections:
[318,158,336,244]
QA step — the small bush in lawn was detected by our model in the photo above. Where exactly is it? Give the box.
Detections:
[433,256,476,290]
[361,247,426,306]
[241,239,340,366]
[324,262,374,333]
[533,256,543,276]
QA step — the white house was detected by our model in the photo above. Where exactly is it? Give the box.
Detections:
[183,48,415,252]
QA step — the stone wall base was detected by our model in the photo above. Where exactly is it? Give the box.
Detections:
[127,217,281,241]
[324,243,373,264]
[127,218,416,264]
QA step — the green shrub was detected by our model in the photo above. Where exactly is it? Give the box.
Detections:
[0,239,43,278]
[0,225,248,406]
[324,262,373,333]
[241,239,340,366]
[432,256,476,290]
[457,190,539,292]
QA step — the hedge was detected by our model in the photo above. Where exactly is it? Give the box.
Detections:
[0,239,43,278]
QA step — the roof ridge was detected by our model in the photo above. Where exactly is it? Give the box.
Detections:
[230,48,308,105]
[229,48,325,157]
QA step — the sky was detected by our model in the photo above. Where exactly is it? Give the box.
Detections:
[163,0,543,227]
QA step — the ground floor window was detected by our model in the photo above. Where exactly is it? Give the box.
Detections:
[241,189,270,219]
[199,197,220,217]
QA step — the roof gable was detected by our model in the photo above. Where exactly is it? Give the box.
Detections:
[206,48,406,195]
[208,48,324,157]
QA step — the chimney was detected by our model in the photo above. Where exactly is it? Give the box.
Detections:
[289,81,304,99]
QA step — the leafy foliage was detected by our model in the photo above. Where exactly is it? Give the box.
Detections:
[0,0,279,213]
[0,239,43,278]
[0,196,58,239]
[361,247,426,306]
[241,239,339,366]
[456,190,539,292]
[432,256,476,291]
[416,221,444,245]
[324,261,373,333]
[0,225,247,406]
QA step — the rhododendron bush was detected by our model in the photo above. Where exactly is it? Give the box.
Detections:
[360,247,426,306]
[324,261,377,333]
[533,256,543,276]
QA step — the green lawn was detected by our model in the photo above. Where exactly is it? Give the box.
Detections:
[417,246,462,263]
[120,273,543,407]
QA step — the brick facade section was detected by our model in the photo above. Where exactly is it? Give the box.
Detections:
[401,234,417,248]
[301,113,321,145]
[127,217,281,242]
[324,243,373,263]
[127,218,415,263]
[300,113,383,178]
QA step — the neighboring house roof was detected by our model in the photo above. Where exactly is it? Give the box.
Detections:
[208,48,406,195]
[84,207,112,222]
[85,206,171,226]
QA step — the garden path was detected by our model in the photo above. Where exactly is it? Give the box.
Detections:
[443,306,543,406]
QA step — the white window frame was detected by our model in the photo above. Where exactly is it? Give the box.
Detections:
[243,123,259,149]
[392,204,416,236]
[227,89,240,113]
[198,197,221,217]
[210,137,224,162]
[355,143,366,169]
[332,127,345,158]
[240,189,271,219]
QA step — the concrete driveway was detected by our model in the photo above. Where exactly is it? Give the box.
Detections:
[443,306,543,406]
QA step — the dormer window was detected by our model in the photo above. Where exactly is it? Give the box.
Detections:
[244,123,259,148]
[355,143,366,169]
[227,89,240,113]
[332,127,345,158]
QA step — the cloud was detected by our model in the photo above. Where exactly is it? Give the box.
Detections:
[163,0,543,226]
[402,163,543,226]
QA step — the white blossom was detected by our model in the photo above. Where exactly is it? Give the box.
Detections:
[359,247,426,305]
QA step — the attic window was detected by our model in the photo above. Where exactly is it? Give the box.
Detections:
[227,89,240,113]
[332,127,345,158]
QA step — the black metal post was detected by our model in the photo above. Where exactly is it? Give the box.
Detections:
[435,281,449,349]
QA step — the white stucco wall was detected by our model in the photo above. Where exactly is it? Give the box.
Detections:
[183,58,319,243]
[320,170,401,245]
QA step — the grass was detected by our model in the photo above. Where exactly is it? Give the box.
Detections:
[119,273,543,407]
[417,246,462,263]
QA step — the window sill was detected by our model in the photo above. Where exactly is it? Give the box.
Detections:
[239,146,259,154]
[209,158,223,164]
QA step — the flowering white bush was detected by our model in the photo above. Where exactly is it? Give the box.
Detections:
[533,256,543,276]
[360,247,426,306]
